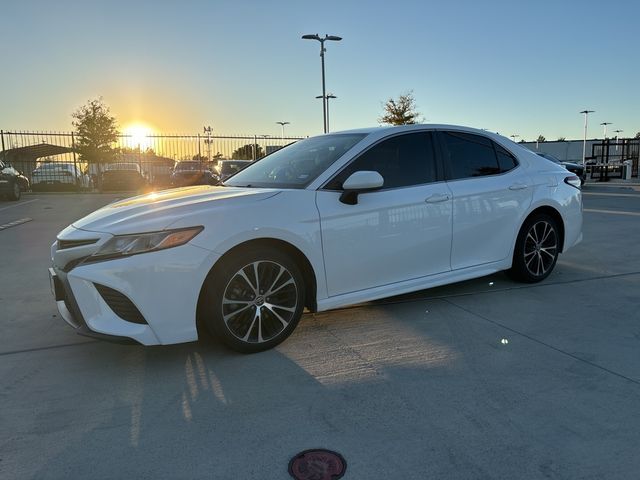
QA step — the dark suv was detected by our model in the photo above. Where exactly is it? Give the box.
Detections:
[0,159,23,201]
[171,161,218,187]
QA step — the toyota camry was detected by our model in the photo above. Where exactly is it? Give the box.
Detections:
[49,124,582,353]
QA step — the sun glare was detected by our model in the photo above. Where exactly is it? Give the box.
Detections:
[123,123,154,151]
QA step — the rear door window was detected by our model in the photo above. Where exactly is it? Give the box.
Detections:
[439,131,500,179]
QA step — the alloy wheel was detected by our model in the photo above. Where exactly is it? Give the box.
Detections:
[523,220,558,277]
[221,261,298,344]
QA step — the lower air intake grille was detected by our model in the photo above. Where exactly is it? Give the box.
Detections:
[94,284,147,325]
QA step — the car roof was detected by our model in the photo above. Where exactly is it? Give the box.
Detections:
[335,123,497,136]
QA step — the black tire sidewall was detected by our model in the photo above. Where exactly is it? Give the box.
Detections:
[202,247,306,353]
[511,214,559,283]
[9,181,21,201]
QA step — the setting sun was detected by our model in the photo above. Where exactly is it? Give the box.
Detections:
[123,123,154,150]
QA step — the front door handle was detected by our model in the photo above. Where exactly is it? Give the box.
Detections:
[425,193,451,203]
[509,183,528,190]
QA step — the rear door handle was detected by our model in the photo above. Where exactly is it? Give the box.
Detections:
[425,193,451,203]
[509,183,528,190]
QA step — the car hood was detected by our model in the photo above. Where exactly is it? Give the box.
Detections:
[72,185,280,234]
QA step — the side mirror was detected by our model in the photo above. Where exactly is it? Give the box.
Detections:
[339,171,384,205]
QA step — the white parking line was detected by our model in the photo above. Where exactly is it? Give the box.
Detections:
[0,199,39,212]
[0,217,33,230]
[584,208,640,217]
[583,192,640,198]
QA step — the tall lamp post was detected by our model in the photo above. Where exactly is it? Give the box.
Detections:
[302,33,342,133]
[600,122,612,139]
[276,121,290,140]
[580,110,594,167]
[613,129,623,152]
[316,94,337,132]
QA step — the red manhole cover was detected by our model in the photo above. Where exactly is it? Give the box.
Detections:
[288,449,347,480]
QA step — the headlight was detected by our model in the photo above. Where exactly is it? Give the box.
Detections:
[87,226,203,263]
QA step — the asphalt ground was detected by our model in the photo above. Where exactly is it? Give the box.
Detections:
[1,184,639,479]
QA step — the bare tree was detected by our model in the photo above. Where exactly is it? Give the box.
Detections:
[379,91,422,125]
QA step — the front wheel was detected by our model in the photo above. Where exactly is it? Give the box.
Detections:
[8,182,21,201]
[508,214,560,283]
[201,247,305,353]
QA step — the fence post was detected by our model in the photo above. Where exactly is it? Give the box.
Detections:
[70,132,80,190]
[198,134,201,161]
[1,129,5,152]
[253,135,257,160]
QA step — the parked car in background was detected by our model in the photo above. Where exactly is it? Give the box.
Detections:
[16,171,30,192]
[217,160,252,181]
[32,162,89,191]
[171,161,219,187]
[50,124,582,353]
[100,163,147,192]
[536,152,586,186]
[0,162,29,192]
[0,159,23,200]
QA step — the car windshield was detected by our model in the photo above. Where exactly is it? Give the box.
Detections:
[175,162,202,171]
[224,133,367,188]
[36,163,73,170]
[107,163,139,171]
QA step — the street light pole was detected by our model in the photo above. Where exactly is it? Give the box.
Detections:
[276,121,290,140]
[302,33,342,133]
[580,110,594,167]
[316,94,337,132]
[600,122,612,139]
[613,129,623,152]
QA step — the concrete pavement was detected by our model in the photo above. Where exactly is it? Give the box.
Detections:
[1,188,639,479]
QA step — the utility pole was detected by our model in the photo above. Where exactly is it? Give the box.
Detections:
[580,110,595,167]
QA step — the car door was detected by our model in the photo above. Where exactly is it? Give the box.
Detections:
[315,131,453,297]
[437,131,533,270]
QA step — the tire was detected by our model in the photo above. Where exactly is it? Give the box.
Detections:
[8,182,21,201]
[508,213,560,283]
[201,246,305,353]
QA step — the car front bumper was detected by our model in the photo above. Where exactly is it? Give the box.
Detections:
[51,226,220,345]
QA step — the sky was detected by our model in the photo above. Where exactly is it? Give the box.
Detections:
[1,0,639,140]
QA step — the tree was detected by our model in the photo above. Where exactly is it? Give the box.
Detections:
[232,144,263,160]
[379,91,422,125]
[72,98,119,164]
[557,137,566,142]
[635,132,640,139]
[537,135,546,143]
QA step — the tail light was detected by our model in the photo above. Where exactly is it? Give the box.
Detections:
[564,175,581,189]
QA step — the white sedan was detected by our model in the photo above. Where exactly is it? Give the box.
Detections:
[50,125,582,352]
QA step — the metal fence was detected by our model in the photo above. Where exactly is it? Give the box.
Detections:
[0,130,305,191]
[588,138,639,181]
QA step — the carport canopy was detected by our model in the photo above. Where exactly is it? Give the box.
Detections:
[1,143,75,162]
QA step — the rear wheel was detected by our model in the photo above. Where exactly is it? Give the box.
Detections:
[508,213,559,283]
[8,182,21,201]
[201,247,305,353]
